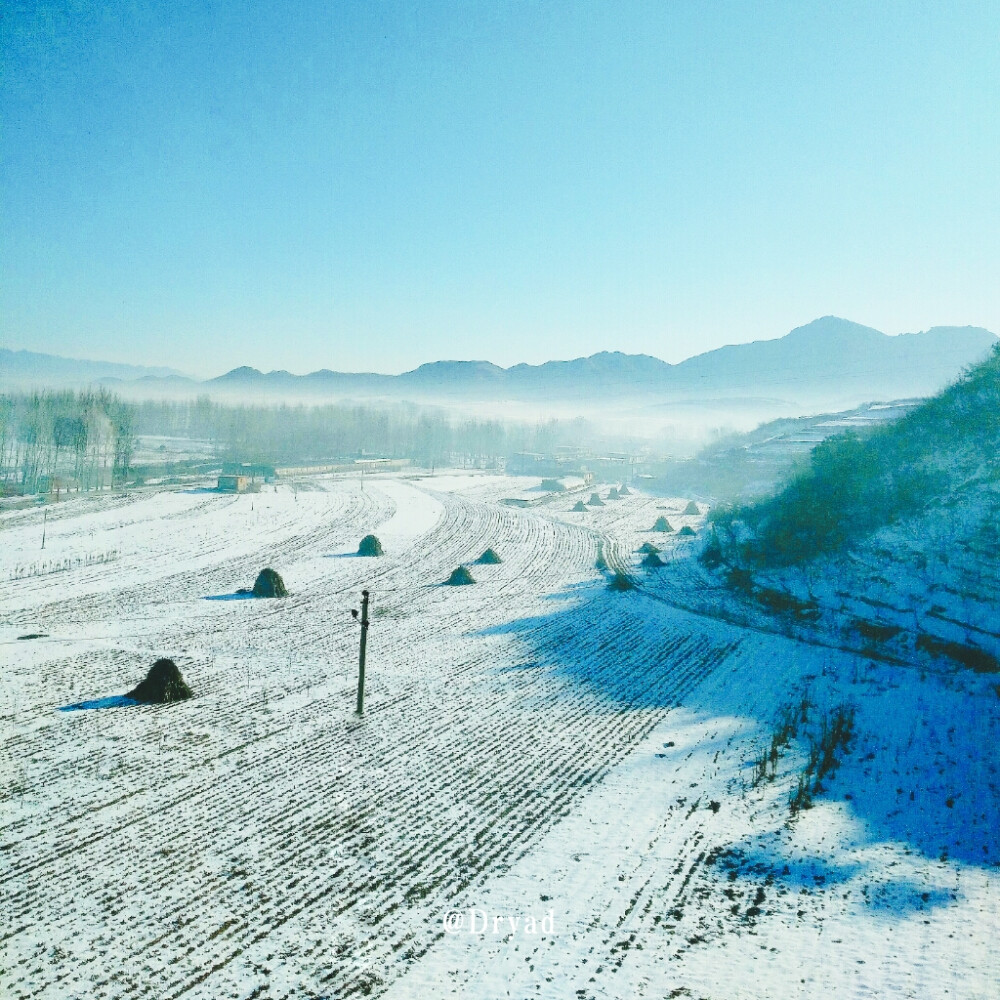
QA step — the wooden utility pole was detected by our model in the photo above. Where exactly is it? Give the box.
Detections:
[354,589,370,715]
[41,508,47,550]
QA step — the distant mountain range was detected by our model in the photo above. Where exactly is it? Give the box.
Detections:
[2,318,996,409]
[0,348,185,385]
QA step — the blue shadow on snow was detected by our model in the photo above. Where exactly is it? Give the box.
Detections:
[476,575,1000,875]
[59,696,140,712]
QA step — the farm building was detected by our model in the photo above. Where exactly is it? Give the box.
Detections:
[217,475,248,493]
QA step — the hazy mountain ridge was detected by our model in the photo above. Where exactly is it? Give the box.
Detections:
[0,348,185,384]
[164,318,1000,408]
[3,318,995,409]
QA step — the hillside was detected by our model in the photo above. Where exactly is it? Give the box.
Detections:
[700,343,1000,672]
[707,343,1000,566]
[645,398,922,502]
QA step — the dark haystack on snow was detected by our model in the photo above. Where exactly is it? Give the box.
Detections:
[642,551,664,568]
[588,493,605,506]
[252,567,287,597]
[477,548,502,564]
[652,516,673,532]
[683,500,701,515]
[127,658,193,704]
[357,534,384,557]
[573,500,587,512]
[446,565,476,585]
[679,525,696,536]
[607,487,619,500]
[638,541,660,554]
[608,571,636,592]
[618,484,631,496]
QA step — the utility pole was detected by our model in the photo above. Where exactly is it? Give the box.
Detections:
[41,508,47,550]
[351,589,371,715]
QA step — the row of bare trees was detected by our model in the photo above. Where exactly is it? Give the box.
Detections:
[1,389,616,496]
[0,389,136,495]
[132,396,591,470]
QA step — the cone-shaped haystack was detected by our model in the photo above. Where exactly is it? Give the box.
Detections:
[608,571,636,592]
[446,565,476,585]
[607,487,619,500]
[477,548,502,564]
[253,567,287,597]
[638,541,660,554]
[679,525,696,536]
[642,551,664,568]
[573,500,587,512]
[127,658,193,704]
[357,534,384,557]
[588,493,605,507]
[618,484,631,496]
[683,500,701,515]
[652,516,673,532]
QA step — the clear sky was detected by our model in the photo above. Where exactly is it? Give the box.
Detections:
[2,1,998,377]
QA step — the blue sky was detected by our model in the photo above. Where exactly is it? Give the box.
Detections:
[2,1,997,377]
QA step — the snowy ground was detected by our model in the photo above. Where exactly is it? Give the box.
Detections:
[1,473,997,999]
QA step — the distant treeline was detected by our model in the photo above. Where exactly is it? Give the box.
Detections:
[1,391,608,495]
[0,389,136,495]
[133,396,594,469]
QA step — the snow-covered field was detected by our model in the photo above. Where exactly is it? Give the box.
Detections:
[1,473,997,999]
